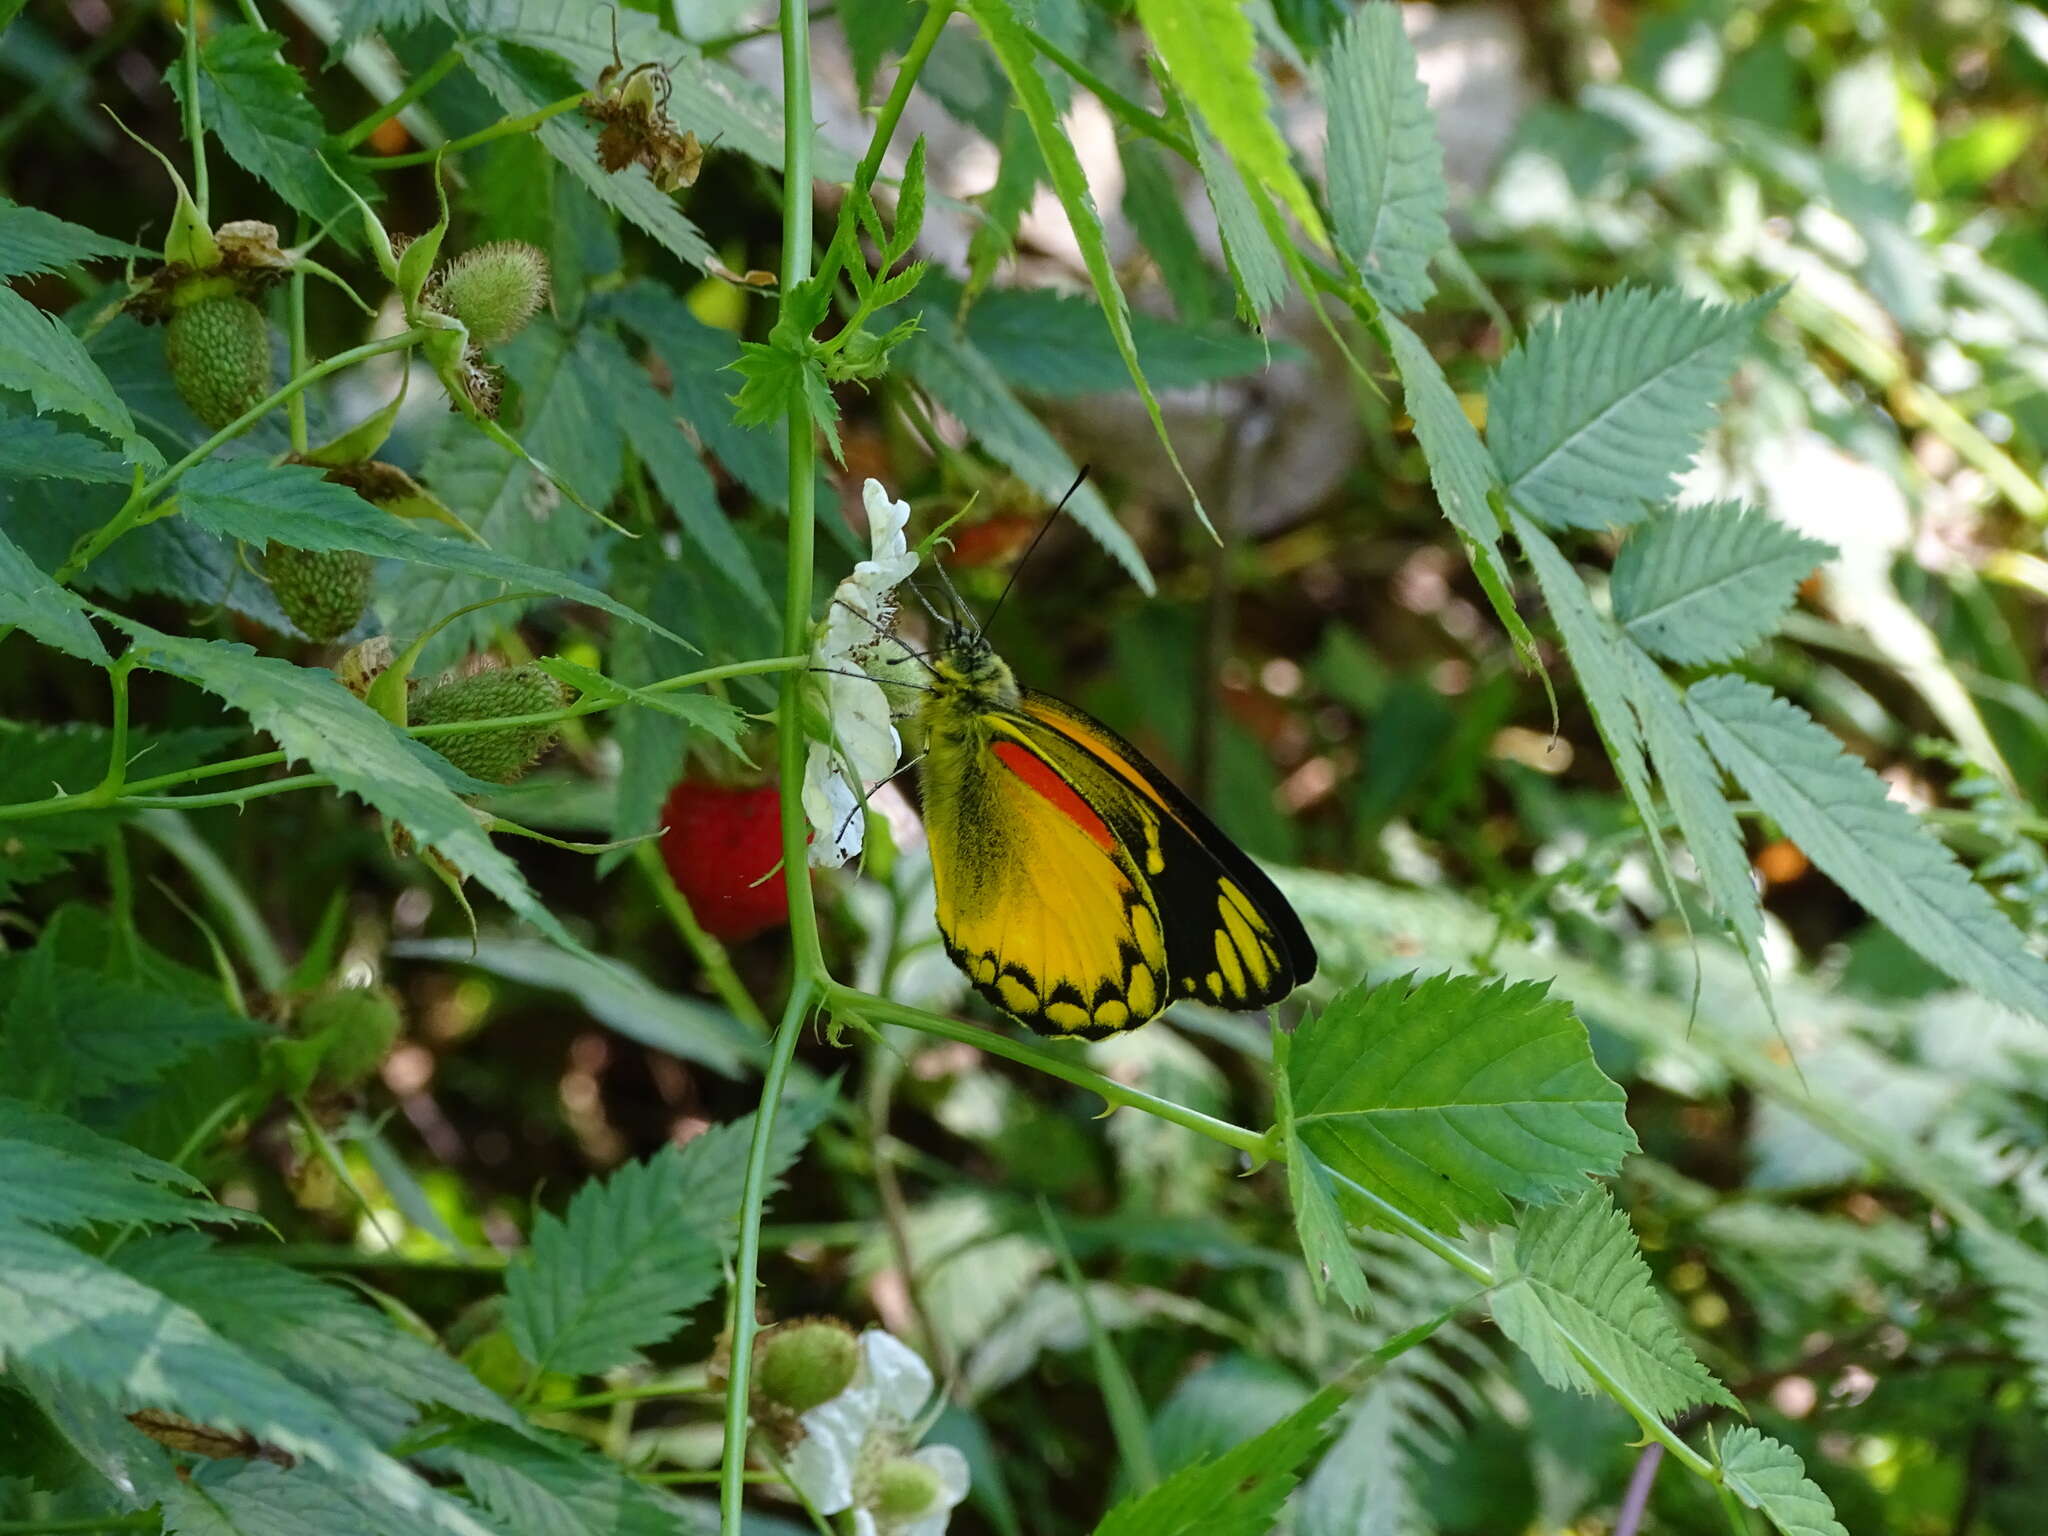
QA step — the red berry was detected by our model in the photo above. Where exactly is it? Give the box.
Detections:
[659,780,793,942]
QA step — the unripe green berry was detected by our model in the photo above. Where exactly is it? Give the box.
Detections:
[165,295,271,429]
[754,1318,860,1414]
[297,984,403,1089]
[432,242,550,347]
[869,1457,942,1521]
[410,663,572,785]
[266,544,372,642]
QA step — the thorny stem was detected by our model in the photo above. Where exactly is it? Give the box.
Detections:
[718,977,816,1533]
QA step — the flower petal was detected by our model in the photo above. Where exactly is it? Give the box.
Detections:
[862,1330,936,1422]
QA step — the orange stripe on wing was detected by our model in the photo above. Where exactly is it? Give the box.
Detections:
[991,740,1115,852]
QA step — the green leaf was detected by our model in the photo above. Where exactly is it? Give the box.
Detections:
[962,106,1042,312]
[1487,286,1776,530]
[1489,1189,1735,1420]
[1271,1028,1371,1313]
[500,319,628,514]
[898,303,1151,591]
[1612,502,1833,665]
[1284,973,1634,1235]
[506,1148,724,1378]
[112,1233,518,1426]
[0,199,147,280]
[1,939,257,1106]
[1192,122,1288,321]
[731,338,841,463]
[596,330,771,615]
[430,1424,685,1536]
[103,616,577,951]
[1380,314,1531,653]
[669,1089,836,1262]
[0,411,134,484]
[0,1226,501,1536]
[389,936,761,1078]
[1514,512,1677,900]
[1094,1379,1344,1536]
[1320,2,1448,313]
[962,0,1213,534]
[0,1098,253,1235]
[0,288,160,468]
[1716,1427,1852,1536]
[168,26,361,235]
[945,280,1281,396]
[539,657,748,748]
[0,523,106,664]
[1133,0,1326,248]
[1688,674,2048,1022]
[1120,138,1218,325]
[599,281,799,511]
[170,1460,446,1536]
[462,37,713,273]
[1622,644,1771,994]
[173,457,678,646]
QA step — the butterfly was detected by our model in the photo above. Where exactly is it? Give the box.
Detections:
[904,619,1317,1038]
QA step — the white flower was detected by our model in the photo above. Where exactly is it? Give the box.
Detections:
[803,480,919,867]
[783,1330,968,1535]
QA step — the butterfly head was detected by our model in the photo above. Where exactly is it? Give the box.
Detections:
[920,621,1019,736]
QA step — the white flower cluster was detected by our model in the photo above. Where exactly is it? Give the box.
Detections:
[803,480,920,868]
[783,1329,969,1535]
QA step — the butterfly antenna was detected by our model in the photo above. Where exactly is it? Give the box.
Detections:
[982,466,1089,639]
[905,578,951,631]
[932,560,974,638]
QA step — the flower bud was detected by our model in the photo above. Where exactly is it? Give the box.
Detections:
[754,1317,860,1415]
[296,983,403,1090]
[431,241,550,347]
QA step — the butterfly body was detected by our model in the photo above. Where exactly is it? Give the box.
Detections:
[913,626,1316,1038]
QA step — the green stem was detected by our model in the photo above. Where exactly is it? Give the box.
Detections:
[181,15,208,222]
[827,985,1267,1155]
[287,216,311,455]
[333,45,461,150]
[1025,28,1195,161]
[634,843,772,1035]
[352,91,588,169]
[776,0,826,985]
[719,976,816,1534]
[543,1379,715,1413]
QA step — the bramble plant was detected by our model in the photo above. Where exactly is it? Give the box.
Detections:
[5,2,2048,1534]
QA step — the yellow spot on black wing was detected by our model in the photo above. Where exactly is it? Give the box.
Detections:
[997,973,1038,1017]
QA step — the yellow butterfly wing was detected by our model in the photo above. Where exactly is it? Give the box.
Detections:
[1009,691,1316,1012]
[921,687,1316,1037]
[922,710,1171,1038]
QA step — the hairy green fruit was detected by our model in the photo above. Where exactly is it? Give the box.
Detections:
[754,1318,859,1414]
[869,1457,942,1520]
[165,295,271,429]
[432,241,550,347]
[266,544,372,643]
[411,663,572,785]
[298,984,403,1089]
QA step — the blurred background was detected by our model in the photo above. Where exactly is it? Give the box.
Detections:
[8,0,2048,1529]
